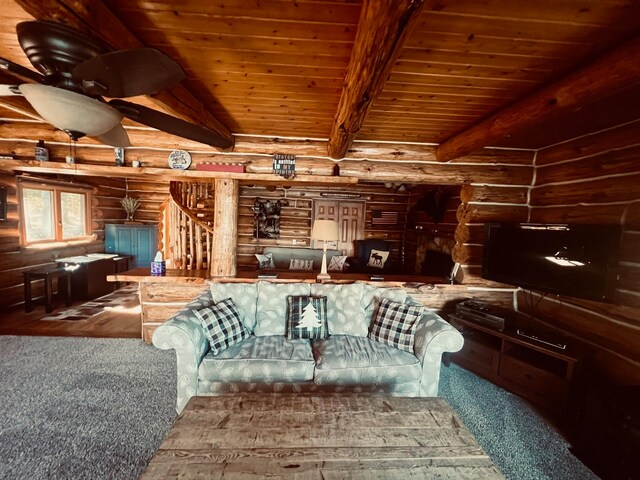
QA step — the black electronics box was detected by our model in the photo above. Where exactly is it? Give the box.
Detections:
[455,300,509,331]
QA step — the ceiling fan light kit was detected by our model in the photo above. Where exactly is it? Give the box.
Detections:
[0,20,232,149]
[19,84,123,137]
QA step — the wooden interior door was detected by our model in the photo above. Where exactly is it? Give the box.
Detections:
[312,200,363,256]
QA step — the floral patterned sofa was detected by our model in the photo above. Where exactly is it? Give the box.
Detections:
[152,281,464,413]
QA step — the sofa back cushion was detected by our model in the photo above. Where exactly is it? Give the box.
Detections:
[255,281,311,336]
[209,282,258,332]
[310,283,369,336]
[263,246,342,270]
[360,284,408,325]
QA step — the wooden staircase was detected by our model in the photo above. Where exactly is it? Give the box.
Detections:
[160,181,215,270]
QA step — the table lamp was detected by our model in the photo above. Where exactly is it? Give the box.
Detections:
[311,219,339,281]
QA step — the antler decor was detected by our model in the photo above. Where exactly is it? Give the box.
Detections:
[121,196,140,222]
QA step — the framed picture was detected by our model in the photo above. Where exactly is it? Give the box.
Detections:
[253,199,281,239]
[0,187,6,221]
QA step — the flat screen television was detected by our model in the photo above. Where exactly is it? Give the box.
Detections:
[482,223,621,302]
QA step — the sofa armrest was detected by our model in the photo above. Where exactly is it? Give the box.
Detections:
[152,303,211,413]
[413,311,464,396]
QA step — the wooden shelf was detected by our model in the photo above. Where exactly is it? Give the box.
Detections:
[449,314,585,414]
[0,159,359,186]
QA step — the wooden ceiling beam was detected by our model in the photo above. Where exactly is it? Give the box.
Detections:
[435,34,640,162]
[14,0,234,150]
[327,0,425,159]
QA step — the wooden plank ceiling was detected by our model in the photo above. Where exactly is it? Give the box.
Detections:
[0,0,639,156]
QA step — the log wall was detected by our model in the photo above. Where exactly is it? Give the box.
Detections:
[0,135,535,321]
[526,119,640,384]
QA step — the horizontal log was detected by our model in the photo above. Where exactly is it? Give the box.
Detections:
[536,120,640,166]
[140,282,208,303]
[457,203,529,223]
[411,284,515,312]
[461,185,529,204]
[529,204,627,224]
[535,144,640,186]
[531,173,640,206]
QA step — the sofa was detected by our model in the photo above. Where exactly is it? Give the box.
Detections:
[257,246,344,272]
[153,281,464,413]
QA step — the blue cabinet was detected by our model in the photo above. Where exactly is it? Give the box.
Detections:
[105,224,158,268]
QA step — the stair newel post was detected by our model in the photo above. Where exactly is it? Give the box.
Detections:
[211,178,239,277]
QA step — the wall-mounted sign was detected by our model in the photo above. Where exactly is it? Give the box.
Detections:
[273,153,295,179]
[168,150,192,170]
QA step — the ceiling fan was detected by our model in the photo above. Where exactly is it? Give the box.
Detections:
[0,20,232,149]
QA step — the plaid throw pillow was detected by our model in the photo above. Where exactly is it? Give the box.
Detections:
[369,298,424,353]
[195,298,250,355]
[286,295,328,340]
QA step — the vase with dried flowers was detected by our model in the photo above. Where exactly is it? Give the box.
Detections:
[121,196,140,224]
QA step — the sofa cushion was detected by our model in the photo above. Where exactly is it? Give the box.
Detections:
[366,249,390,269]
[255,281,311,336]
[286,295,328,340]
[310,283,369,336]
[312,335,421,385]
[195,298,250,355]
[289,258,314,271]
[328,255,348,272]
[169,288,214,324]
[198,335,315,383]
[369,298,424,353]
[209,282,258,332]
[361,284,408,323]
[255,253,275,269]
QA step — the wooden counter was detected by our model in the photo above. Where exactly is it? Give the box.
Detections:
[107,268,209,284]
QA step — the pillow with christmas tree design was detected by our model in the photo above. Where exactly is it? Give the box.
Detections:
[286,295,328,340]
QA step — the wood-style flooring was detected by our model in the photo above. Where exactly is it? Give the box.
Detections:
[0,287,141,339]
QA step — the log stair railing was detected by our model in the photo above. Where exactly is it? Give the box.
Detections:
[161,181,215,270]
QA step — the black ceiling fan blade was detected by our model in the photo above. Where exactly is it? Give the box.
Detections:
[0,57,46,84]
[110,99,233,149]
[73,48,185,98]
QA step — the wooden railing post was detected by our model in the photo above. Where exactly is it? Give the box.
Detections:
[211,178,239,277]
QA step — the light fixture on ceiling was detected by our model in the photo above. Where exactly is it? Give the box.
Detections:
[19,84,124,140]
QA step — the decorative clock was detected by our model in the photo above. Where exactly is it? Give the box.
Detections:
[168,150,192,169]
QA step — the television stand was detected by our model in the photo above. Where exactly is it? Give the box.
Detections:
[449,314,585,414]
[516,328,567,350]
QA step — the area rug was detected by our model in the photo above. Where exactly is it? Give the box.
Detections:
[40,284,139,321]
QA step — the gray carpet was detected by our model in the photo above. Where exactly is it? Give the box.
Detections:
[0,336,177,480]
[0,336,598,480]
[439,363,599,480]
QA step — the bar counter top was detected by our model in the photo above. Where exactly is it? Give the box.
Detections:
[106,268,209,283]
[108,268,447,287]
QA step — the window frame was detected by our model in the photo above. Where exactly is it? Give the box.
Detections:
[18,178,92,246]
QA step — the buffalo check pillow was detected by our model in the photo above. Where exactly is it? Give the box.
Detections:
[195,298,250,355]
[369,298,424,353]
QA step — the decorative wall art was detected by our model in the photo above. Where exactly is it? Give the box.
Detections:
[273,153,296,179]
[253,199,281,239]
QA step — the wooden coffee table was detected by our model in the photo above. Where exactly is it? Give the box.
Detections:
[141,394,504,479]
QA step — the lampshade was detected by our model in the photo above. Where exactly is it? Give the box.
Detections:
[95,123,131,147]
[311,219,339,241]
[19,84,123,136]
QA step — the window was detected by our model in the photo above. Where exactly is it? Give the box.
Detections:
[19,179,92,246]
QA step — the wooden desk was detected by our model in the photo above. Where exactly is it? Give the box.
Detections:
[23,266,72,313]
[140,394,504,479]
